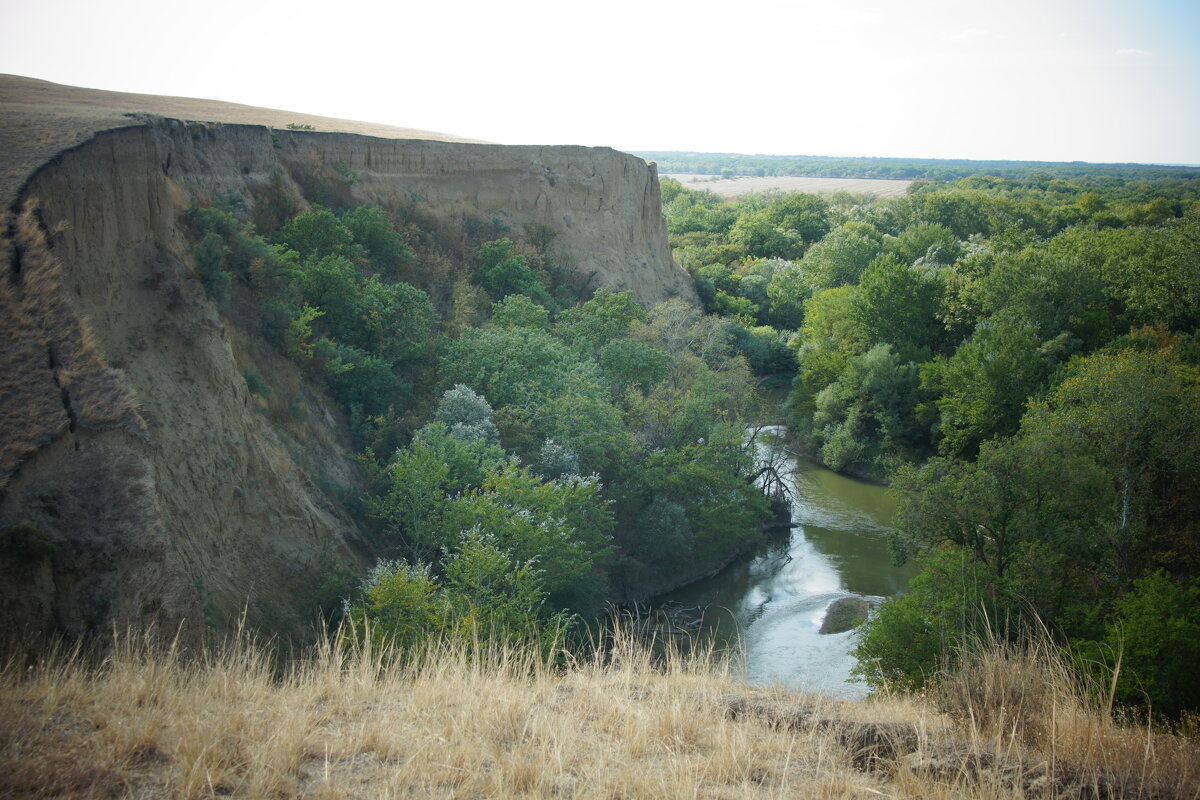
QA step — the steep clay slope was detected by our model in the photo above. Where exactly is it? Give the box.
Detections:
[0,82,695,644]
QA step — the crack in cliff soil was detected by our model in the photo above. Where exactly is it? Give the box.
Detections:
[46,345,78,433]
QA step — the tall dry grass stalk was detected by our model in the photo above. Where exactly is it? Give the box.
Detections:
[914,622,1200,800]
[0,621,1196,799]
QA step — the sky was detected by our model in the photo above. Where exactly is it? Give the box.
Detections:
[3,0,1198,164]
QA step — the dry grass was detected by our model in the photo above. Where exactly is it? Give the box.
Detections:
[0,624,1196,800]
[917,629,1200,800]
[661,174,913,199]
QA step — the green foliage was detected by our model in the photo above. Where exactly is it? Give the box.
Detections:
[440,462,614,615]
[890,434,1103,582]
[490,294,550,330]
[284,305,323,359]
[923,312,1062,459]
[341,206,413,276]
[273,206,354,260]
[556,288,645,354]
[727,193,830,260]
[852,253,946,360]
[442,529,559,646]
[475,238,548,303]
[348,560,444,649]
[243,368,273,398]
[638,424,769,567]
[886,222,961,266]
[347,536,567,653]
[368,443,451,562]
[192,232,231,301]
[790,286,869,419]
[621,496,694,585]
[799,223,883,290]
[853,547,994,690]
[322,343,408,417]
[811,344,926,472]
[433,384,500,446]
[532,439,581,480]
[1020,343,1200,579]
[596,338,671,396]
[411,422,505,495]
[440,326,584,409]
[1095,571,1200,718]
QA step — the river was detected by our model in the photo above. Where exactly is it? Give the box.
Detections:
[658,428,916,698]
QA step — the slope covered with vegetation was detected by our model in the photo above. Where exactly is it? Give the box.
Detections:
[181,187,778,647]
[657,170,1200,719]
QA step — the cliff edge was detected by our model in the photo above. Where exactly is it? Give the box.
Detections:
[0,77,695,643]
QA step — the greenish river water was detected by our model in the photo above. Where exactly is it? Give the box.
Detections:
[659,429,916,698]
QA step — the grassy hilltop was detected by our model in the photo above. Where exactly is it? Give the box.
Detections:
[2,628,1198,799]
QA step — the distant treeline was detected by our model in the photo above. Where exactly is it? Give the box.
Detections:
[635,151,1200,183]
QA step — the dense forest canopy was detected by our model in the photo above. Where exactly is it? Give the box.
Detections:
[184,152,1200,718]
[636,151,1200,183]
[655,168,1200,718]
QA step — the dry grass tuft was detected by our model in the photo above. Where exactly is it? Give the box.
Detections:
[0,623,1195,799]
[912,626,1200,799]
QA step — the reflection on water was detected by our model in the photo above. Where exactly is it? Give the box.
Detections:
[660,436,915,698]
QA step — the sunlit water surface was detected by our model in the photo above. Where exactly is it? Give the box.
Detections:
[659,433,916,698]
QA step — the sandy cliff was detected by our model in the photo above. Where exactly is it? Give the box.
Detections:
[0,78,695,643]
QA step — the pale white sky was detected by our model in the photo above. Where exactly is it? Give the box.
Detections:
[3,0,1198,164]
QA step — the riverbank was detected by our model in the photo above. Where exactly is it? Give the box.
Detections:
[3,630,1196,799]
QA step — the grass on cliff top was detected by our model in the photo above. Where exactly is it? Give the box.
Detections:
[1,624,1197,800]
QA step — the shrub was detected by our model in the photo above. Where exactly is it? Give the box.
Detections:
[243,368,273,398]
[193,232,231,301]
[1102,571,1200,718]
[347,561,444,649]
[434,385,500,446]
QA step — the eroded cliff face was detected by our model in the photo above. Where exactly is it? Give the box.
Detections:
[0,117,694,643]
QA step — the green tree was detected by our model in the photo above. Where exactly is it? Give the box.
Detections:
[440,327,584,409]
[1021,345,1200,579]
[440,462,614,615]
[556,288,645,354]
[369,443,451,562]
[342,205,412,276]
[852,253,946,359]
[886,222,960,266]
[924,312,1065,459]
[274,205,353,259]
[810,344,926,472]
[490,294,550,330]
[790,286,869,416]
[475,238,548,303]
[434,384,500,446]
[1096,571,1200,717]
[799,223,883,290]
[442,529,558,646]
[347,560,444,649]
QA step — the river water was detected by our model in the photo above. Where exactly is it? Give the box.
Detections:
[659,429,916,698]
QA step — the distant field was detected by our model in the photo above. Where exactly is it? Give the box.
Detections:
[662,173,912,198]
